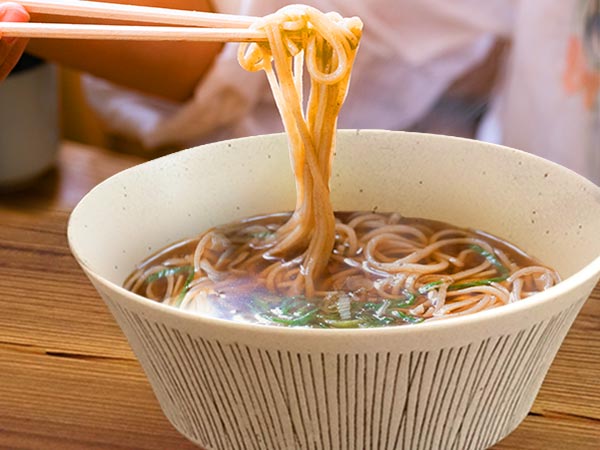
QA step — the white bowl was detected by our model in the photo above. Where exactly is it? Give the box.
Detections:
[68,131,600,450]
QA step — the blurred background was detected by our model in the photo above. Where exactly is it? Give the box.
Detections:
[59,41,507,154]
[1,0,599,189]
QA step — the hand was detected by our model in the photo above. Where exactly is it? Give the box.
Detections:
[0,2,30,82]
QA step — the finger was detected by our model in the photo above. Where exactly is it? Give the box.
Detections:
[0,2,31,81]
[0,2,31,43]
[0,37,28,81]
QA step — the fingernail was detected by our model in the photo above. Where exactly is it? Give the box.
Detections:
[2,7,30,23]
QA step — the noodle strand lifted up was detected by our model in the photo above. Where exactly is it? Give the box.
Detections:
[238,6,363,296]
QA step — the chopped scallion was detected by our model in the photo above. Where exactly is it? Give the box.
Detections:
[146,265,193,283]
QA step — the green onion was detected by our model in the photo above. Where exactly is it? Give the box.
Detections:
[264,307,319,327]
[469,245,509,277]
[276,296,298,315]
[417,247,510,295]
[145,265,195,308]
[363,302,381,310]
[448,276,508,291]
[146,265,193,283]
[175,270,195,307]
[360,314,394,327]
[418,281,443,294]
[444,245,510,291]
[393,292,416,307]
[251,294,320,327]
[324,319,362,328]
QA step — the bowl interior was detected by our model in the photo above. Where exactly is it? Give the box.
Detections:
[69,131,600,289]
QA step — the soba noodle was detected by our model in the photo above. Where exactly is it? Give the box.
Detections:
[124,6,560,327]
[237,6,362,296]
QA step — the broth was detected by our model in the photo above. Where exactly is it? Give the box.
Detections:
[124,212,559,327]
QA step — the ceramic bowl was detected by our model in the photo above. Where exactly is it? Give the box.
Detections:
[68,131,600,450]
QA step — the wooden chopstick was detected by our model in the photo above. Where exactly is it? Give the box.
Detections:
[19,0,257,28]
[0,22,266,42]
[0,1,266,42]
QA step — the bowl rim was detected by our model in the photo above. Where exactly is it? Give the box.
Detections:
[68,130,600,338]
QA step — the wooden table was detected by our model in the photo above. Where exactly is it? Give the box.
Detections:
[1,141,599,449]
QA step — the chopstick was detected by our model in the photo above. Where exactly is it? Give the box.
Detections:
[19,0,257,28]
[0,0,266,42]
[0,22,266,42]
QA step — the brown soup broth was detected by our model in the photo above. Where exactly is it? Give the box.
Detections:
[124,212,559,328]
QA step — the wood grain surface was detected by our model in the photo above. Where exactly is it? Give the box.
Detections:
[0,142,598,449]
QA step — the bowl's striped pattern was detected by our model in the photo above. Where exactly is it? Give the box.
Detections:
[102,296,584,450]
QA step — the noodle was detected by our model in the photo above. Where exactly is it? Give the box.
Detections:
[123,5,560,327]
[238,6,362,296]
